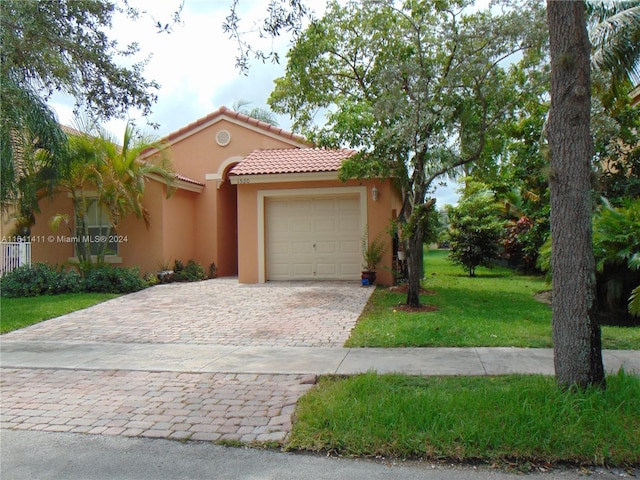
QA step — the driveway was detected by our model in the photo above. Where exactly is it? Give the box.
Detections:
[3,278,373,347]
[3,280,638,447]
[1,279,374,444]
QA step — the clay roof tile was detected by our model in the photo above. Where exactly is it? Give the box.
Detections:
[229,148,356,175]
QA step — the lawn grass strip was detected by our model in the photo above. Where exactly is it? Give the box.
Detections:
[286,372,640,467]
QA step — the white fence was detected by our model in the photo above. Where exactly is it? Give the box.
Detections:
[1,242,31,276]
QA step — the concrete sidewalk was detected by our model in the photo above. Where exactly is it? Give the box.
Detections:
[2,339,639,376]
[1,278,639,449]
[4,340,637,444]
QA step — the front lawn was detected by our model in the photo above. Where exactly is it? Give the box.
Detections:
[287,371,640,467]
[0,293,119,334]
[346,250,639,350]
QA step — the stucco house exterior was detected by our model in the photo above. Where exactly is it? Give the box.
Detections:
[27,107,401,285]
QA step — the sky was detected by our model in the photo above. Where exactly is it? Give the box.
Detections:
[49,0,460,206]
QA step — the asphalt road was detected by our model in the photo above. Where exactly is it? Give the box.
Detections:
[1,430,636,480]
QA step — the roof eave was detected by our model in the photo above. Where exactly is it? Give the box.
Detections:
[229,171,340,185]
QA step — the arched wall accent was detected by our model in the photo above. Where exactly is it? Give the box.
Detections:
[205,155,244,188]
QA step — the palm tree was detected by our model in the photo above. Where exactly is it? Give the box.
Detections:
[588,0,640,84]
[0,72,68,223]
[96,122,175,258]
[588,1,640,317]
[51,121,175,265]
[232,100,280,126]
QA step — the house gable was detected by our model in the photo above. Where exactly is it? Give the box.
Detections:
[141,106,310,184]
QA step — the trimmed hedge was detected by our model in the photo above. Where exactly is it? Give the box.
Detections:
[82,266,147,293]
[1,263,146,297]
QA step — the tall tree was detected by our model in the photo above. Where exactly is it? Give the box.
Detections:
[269,0,547,306]
[546,0,605,389]
[223,0,310,72]
[0,0,179,216]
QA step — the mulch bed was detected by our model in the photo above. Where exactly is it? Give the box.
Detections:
[388,284,439,312]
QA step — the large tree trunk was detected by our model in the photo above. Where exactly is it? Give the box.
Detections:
[406,229,424,307]
[404,198,435,307]
[546,0,605,389]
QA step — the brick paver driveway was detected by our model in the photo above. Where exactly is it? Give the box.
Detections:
[4,278,372,347]
[1,279,374,443]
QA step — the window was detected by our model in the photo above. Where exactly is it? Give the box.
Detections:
[76,199,118,256]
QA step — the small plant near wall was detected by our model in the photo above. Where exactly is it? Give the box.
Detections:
[361,227,388,285]
[174,259,207,282]
[208,262,218,279]
[156,260,175,283]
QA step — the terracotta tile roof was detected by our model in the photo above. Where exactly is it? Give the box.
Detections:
[230,148,355,176]
[162,106,308,145]
[175,173,204,186]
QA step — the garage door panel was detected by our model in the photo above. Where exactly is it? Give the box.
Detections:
[270,241,290,255]
[340,240,359,254]
[266,195,361,281]
[338,196,359,210]
[340,262,361,276]
[269,263,290,277]
[315,197,337,211]
[338,218,359,232]
[316,218,337,232]
[270,218,289,233]
[291,220,313,234]
[316,262,338,275]
[292,263,313,276]
[316,241,337,254]
[292,241,313,254]
[289,199,313,215]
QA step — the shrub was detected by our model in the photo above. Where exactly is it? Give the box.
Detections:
[174,259,207,282]
[144,273,159,287]
[0,263,82,297]
[82,266,147,293]
[447,186,503,277]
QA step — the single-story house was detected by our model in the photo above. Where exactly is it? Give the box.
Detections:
[27,106,401,284]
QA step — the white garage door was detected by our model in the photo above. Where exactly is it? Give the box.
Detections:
[266,195,361,281]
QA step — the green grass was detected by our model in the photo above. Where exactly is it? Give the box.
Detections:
[0,293,119,333]
[287,371,640,466]
[346,250,639,350]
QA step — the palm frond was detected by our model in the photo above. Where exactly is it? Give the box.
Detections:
[629,285,640,317]
[588,2,640,83]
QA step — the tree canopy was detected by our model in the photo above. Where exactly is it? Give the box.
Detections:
[0,0,179,217]
[269,0,548,306]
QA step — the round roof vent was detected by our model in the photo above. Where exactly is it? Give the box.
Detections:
[216,129,231,147]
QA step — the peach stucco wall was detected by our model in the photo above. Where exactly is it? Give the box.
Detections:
[155,117,306,275]
[29,181,168,276]
[30,190,76,265]
[26,114,306,276]
[25,113,403,287]
[236,177,400,285]
[160,187,198,272]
